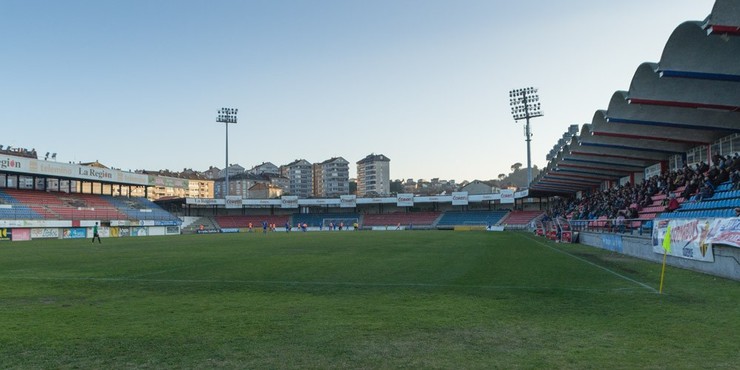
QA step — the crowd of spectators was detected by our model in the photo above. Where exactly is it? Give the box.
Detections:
[547,152,740,221]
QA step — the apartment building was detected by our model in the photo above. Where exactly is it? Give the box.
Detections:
[313,157,350,197]
[280,159,313,198]
[248,162,280,176]
[356,153,390,196]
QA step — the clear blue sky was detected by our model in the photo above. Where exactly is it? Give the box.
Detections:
[0,0,715,182]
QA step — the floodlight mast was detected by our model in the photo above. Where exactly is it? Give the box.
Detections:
[509,87,543,187]
[217,108,238,197]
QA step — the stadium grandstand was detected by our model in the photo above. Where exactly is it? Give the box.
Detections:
[527,0,740,280]
[0,157,183,239]
[0,0,738,281]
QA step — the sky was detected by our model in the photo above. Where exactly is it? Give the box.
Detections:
[0,0,717,183]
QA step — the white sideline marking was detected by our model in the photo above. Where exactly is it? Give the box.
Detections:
[521,234,659,294]
[0,275,650,294]
[125,260,227,279]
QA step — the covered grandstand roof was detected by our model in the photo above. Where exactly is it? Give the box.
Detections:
[530,1,740,196]
[705,0,740,35]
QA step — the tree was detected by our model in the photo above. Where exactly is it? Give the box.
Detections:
[498,173,506,181]
[511,163,522,172]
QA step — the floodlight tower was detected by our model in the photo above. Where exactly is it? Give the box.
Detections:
[217,107,238,197]
[509,87,543,187]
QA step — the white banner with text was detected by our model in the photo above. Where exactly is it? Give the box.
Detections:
[652,218,714,262]
[451,192,469,206]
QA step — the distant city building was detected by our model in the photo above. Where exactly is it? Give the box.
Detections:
[280,159,313,198]
[211,164,246,198]
[203,166,221,180]
[186,178,214,199]
[460,180,497,195]
[313,157,350,197]
[268,175,289,194]
[248,162,280,176]
[137,169,215,200]
[402,179,417,193]
[248,182,283,199]
[215,172,282,199]
[356,153,390,196]
[218,164,245,179]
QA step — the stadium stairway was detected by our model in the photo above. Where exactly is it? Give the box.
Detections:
[500,210,544,229]
[182,216,219,233]
[105,196,181,222]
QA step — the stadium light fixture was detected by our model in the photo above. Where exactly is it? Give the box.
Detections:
[217,107,238,198]
[509,87,543,187]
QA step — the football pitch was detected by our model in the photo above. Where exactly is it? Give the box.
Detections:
[1,231,738,368]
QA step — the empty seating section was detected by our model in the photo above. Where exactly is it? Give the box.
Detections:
[679,198,740,211]
[2,189,62,219]
[664,208,737,219]
[215,215,290,228]
[436,211,508,227]
[0,189,179,222]
[105,196,181,222]
[710,189,740,200]
[502,211,543,226]
[361,212,441,227]
[659,181,739,219]
[18,190,128,220]
[715,182,734,192]
[0,189,43,219]
[292,213,359,227]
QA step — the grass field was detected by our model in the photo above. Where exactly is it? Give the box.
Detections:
[1,231,738,369]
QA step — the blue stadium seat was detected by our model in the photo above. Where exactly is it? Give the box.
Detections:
[716,182,731,192]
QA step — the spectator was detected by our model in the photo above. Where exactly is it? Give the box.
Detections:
[696,183,714,202]
[615,212,626,233]
[545,163,719,223]
[666,194,680,212]
[628,205,639,219]
[717,168,730,185]
[731,170,740,190]
[682,179,699,199]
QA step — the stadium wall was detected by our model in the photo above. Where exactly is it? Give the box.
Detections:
[579,232,739,281]
[0,220,180,241]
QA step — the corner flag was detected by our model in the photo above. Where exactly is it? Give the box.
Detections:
[659,225,672,294]
[662,226,672,253]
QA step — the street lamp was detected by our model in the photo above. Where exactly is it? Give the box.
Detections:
[509,87,543,187]
[217,107,238,197]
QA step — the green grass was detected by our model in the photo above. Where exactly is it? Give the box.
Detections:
[0,231,738,369]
